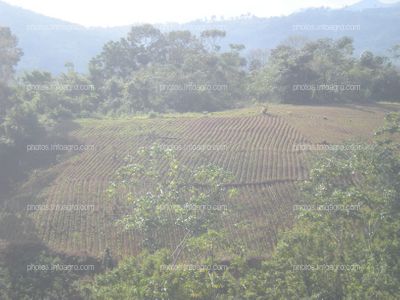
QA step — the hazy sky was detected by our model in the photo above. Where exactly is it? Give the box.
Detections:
[2,0,399,27]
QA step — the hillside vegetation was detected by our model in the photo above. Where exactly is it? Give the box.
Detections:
[0,104,392,260]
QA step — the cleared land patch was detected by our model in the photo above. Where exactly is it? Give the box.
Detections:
[0,104,390,259]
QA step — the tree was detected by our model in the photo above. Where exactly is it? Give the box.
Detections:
[89,25,166,80]
[249,37,400,104]
[0,242,87,300]
[0,27,22,83]
[0,28,46,191]
[262,113,400,299]
[0,27,22,120]
[389,44,400,61]
[200,29,226,52]
[107,144,237,253]
[89,25,245,114]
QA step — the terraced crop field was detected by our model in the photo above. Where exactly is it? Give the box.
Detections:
[0,104,393,260]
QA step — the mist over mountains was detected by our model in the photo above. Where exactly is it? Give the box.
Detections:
[0,0,399,73]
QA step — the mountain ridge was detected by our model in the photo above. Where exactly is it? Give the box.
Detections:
[1,0,399,73]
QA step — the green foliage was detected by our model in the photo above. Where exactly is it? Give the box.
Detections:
[90,25,246,114]
[262,113,400,299]
[0,27,97,192]
[80,249,222,300]
[108,144,237,252]
[0,26,22,121]
[249,37,400,104]
[18,69,98,121]
[0,26,22,83]
[0,242,92,300]
[0,29,48,191]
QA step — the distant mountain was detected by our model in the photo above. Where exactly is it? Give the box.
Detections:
[0,0,399,74]
[344,0,397,11]
[0,1,129,73]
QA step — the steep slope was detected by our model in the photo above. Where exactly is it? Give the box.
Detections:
[0,104,391,259]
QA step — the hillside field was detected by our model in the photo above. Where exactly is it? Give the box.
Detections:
[0,103,396,261]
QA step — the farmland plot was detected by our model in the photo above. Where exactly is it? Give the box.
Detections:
[1,105,387,259]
